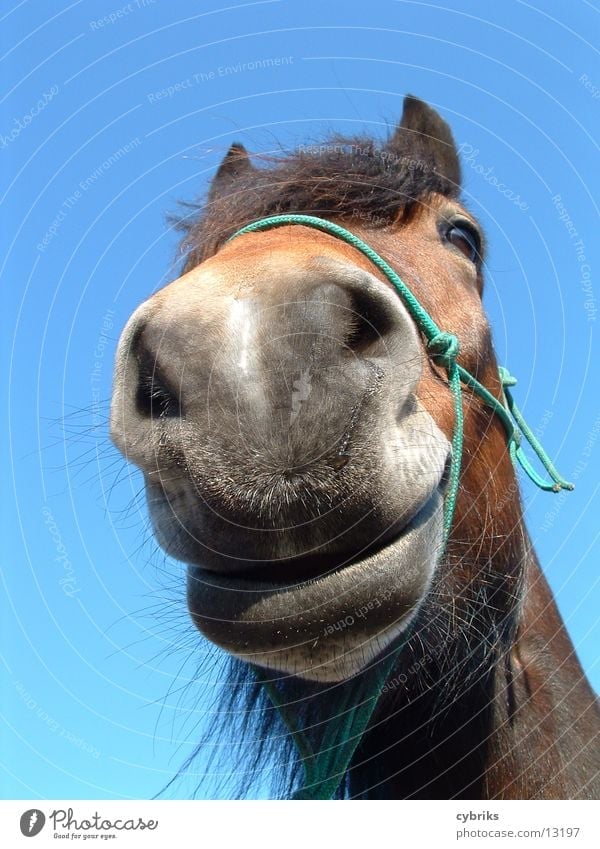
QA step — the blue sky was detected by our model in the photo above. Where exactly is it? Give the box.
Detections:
[1,0,598,800]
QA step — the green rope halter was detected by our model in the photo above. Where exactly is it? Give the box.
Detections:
[227,213,573,799]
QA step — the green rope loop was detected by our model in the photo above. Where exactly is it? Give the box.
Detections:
[227,213,574,800]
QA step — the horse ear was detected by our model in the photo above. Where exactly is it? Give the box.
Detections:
[389,95,461,188]
[209,143,255,198]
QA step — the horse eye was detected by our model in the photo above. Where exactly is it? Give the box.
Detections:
[445,223,481,264]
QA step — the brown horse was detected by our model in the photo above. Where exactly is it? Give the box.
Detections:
[110,96,599,799]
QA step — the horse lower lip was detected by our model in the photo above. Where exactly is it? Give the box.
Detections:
[186,489,444,684]
[192,490,439,589]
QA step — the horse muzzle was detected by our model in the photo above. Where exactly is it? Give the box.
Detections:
[110,252,451,679]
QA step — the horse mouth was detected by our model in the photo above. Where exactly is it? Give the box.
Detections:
[192,485,435,587]
[186,485,445,682]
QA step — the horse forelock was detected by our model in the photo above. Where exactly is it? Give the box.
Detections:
[174,130,460,272]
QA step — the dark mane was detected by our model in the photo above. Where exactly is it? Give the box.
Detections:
[175,130,460,271]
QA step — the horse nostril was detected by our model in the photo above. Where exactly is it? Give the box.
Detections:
[344,287,395,352]
[135,349,182,421]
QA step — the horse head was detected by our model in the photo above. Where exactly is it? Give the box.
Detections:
[110,96,597,798]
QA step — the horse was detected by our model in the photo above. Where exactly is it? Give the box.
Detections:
[110,95,599,799]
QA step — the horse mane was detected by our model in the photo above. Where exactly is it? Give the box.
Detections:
[174,128,460,271]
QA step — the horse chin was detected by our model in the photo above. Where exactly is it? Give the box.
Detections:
[186,489,444,683]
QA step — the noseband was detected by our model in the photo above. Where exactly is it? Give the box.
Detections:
[225,213,573,799]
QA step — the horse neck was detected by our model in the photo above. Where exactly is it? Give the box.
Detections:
[485,549,598,799]
[350,543,599,800]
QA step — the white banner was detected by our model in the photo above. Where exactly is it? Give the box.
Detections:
[0,800,598,848]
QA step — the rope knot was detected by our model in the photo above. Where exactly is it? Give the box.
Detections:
[499,366,517,387]
[427,331,460,369]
